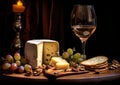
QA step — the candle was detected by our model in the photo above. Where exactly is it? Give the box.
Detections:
[13,0,25,12]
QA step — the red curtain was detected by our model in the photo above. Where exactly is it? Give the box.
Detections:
[23,0,64,38]
[23,0,65,52]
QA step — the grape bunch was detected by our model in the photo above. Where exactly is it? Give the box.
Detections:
[62,48,87,66]
[1,52,32,74]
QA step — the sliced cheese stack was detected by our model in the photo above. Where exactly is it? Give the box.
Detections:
[80,56,109,73]
[24,39,59,69]
[49,57,70,70]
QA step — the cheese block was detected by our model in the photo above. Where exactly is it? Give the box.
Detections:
[49,57,70,70]
[24,39,59,69]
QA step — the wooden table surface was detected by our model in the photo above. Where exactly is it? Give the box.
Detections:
[1,69,120,84]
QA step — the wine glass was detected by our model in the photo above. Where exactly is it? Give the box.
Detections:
[71,5,97,58]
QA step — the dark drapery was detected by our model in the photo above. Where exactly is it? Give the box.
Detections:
[23,0,66,54]
[23,0,64,39]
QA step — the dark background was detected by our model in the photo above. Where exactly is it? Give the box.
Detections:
[0,0,120,61]
[63,0,120,61]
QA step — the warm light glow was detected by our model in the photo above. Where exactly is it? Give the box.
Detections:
[17,0,23,6]
[12,0,25,12]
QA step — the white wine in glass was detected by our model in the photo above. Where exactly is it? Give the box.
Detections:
[71,5,97,58]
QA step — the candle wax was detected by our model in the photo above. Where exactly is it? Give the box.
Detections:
[13,0,25,12]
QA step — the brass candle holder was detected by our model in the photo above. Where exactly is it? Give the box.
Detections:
[12,12,22,53]
[12,0,25,53]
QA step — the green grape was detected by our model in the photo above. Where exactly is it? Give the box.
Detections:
[72,53,81,63]
[77,58,84,64]
[70,55,74,60]
[2,62,11,70]
[6,54,14,63]
[14,52,21,61]
[81,54,87,60]
[73,53,81,60]
[24,64,32,72]
[67,48,73,56]
[62,51,69,59]
[15,60,21,66]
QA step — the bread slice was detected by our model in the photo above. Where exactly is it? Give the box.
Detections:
[80,56,108,66]
[85,62,108,69]
[87,61,108,68]
[94,67,109,73]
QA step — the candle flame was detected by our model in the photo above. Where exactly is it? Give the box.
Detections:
[17,0,23,6]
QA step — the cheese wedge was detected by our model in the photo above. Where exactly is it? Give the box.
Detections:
[49,57,69,70]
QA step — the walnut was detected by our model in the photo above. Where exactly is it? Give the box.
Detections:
[109,59,120,70]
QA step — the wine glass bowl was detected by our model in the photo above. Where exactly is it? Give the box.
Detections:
[72,25,96,42]
[71,5,96,57]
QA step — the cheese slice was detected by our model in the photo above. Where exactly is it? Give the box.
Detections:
[49,57,70,70]
[56,63,69,70]
[49,57,64,66]
[24,39,59,69]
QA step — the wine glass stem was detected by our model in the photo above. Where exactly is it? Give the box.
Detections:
[82,41,86,56]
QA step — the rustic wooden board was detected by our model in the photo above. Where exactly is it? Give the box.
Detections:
[1,69,120,84]
[44,69,89,78]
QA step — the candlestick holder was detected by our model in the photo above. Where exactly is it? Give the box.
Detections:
[12,12,22,53]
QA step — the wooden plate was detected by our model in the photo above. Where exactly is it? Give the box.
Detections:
[44,69,89,78]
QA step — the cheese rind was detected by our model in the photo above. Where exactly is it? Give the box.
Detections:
[24,39,59,69]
